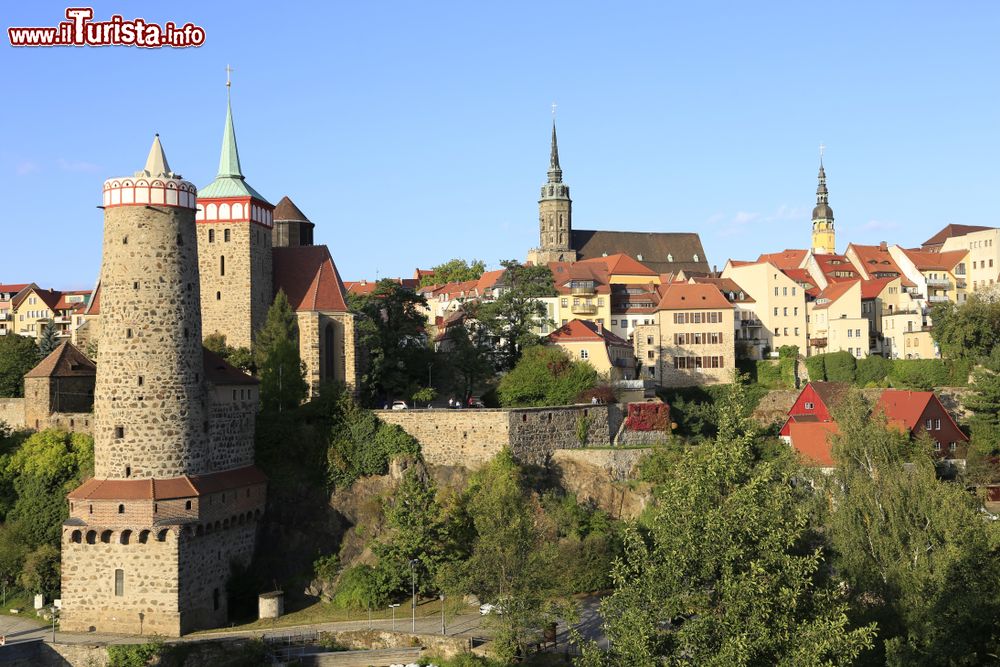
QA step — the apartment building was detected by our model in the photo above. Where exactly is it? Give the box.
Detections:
[636,283,735,387]
[0,284,29,336]
[889,246,968,307]
[546,319,636,380]
[721,261,808,356]
[808,280,868,358]
[940,227,1000,293]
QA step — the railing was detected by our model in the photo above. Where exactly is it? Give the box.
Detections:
[572,303,598,315]
[956,281,967,289]
[571,285,596,296]
[926,277,952,287]
[53,316,71,324]
[928,295,951,303]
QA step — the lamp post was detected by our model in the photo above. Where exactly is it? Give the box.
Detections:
[409,559,419,633]
[49,605,58,642]
[389,603,400,632]
[440,594,446,636]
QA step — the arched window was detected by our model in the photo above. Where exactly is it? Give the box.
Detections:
[219,203,231,220]
[206,203,218,220]
[232,203,243,219]
[86,530,97,544]
[100,530,112,543]
[156,529,169,542]
[71,530,82,543]
[119,530,132,545]
[324,322,336,380]
[138,530,150,544]
[118,504,125,514]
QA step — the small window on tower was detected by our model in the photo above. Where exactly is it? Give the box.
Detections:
[208,229,215,243]
[122,236,128,245]
[133,281,139,290]
[114,426,124,439]
[176,234,183,246]
[216,291,221,301]
[125,466,131,477]
[137,376,143,386]
[220,256,225,276]
[118,504,125,514]
[183,328,189,338]
[126,328,133,339]
[224,229,231,242]
[115,569,124,597]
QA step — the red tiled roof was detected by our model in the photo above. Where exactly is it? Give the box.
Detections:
[13,286,61,310]
[203,348,258,386]
[54,291,92,311]
[727,260,754,268]
[655,283,733,310]
[780,268,821,297]
[578,253,657,277]
[757,249,808,270]
[25,342,95,378]
[273,245,348,312]
[860,278,895,299]
[873,390,968,441]
[846,243,909,282]
[813,254,862,282]
[0,284,30,297]
[902,248,968,271]
[921,224,993,249]
[790,421,840,467]
[475,269,504,292]
[547,318,630,346]
[813,280,858,310]
[85,282,101,316]
[548,262,611,295]
[68,465,267,500]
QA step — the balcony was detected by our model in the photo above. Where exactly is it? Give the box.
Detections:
[810,338,828,348]
[928,295,951,303]
[956,280,967,289]
[572,303,598,315]
[0,313,8,321]
[926,277,951,287]
[570,284,596,296]
[54,316,71,324]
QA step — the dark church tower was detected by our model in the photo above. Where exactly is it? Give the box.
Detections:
[528,121,577,264]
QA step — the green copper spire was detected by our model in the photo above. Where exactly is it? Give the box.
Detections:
[198,68,270,203]
[217,91,243,179]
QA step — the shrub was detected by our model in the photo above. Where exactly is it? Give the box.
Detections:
[856,355,892,387]
[805,354,826,382]
[107,641,165,667]
[497,346,599,407]
[756,360,783,388]
[889,359,949,390]
[824,351,857,383]
[624,403,671,431]
[779,356,797,388]
[777,345,799,360]
[329,564,391,610]
[578,384,617,404]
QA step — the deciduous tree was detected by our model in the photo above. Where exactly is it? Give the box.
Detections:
[497,346,598,407]
[0,334,40,398]
[418,258,486,287]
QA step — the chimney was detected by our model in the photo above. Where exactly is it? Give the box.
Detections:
[596,320,604,335]
[879,241,888,252]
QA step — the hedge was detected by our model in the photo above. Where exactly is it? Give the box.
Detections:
[801,353,970,390]
[855,355,892,387]
[756,358,796,389]
[805,355,826,382]
[824,351,857,383]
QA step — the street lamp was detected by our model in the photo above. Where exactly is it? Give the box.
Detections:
[49,605,58,642]
[389,603,400,632]
[440,594,446,636]
[409,559,419,633]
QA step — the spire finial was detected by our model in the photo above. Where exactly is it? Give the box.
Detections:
[217,70,244,179]
[226,64,234,89]
[551,102,557,119]
[548,106,562,181]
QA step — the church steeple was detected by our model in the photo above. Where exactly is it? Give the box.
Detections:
[217,91,243,179]
[548,122,562,183]
[811,146,836,255]
[527,112,576,265]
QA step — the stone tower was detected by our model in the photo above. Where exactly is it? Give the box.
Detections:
[811,157,836,255]
[527,121,577,265]
[196,83,274,350]
[272,195,315,247]
[61,137,266,637]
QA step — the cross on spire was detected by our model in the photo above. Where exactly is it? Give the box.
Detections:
[226,64,234,89]
[551,102,557,119]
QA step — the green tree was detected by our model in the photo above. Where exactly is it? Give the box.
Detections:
[204,331,255,374]
[437,324,493,400]
[419,258,487,287]
[460,449,560,663]
[827,392,1000,665]
[411,387,437,408]
[372,469,450,597]
[497,346,599,407]
[256,291,307,411]
[965,348,1000,484]
[930,293,1000,361]
[18,543,59,597]
[0,334,41,398]
[580,382,875,666]
[467,260,556,371]
[38,322,59,357]
[351,279,432,405]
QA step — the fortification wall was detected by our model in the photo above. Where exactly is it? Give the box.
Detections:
[376,409,510,468]
[376,404,615,468]
[206,385,257,471]
[178,521,257,633]
[0,398,25,429]
[46,413,93,434]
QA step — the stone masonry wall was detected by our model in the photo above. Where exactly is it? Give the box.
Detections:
[60,526,182,636]
[46,413,93,434]
[178,521,257,634]
[24,376,94,432]
[0,398,25,429]
[206,385,257,472]
[376,404,614,468]
[95,205,210,479]
[375,409,511,468]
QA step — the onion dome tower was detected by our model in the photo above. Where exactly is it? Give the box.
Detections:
[811,153,836,255]
[528,118,577,264]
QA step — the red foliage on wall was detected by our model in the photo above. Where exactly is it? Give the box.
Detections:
[625,402,671,432]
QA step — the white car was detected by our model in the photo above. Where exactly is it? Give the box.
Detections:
[391,401,409,410]
[479,603,503,615]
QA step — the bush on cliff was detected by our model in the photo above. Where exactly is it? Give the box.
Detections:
[497,346,599,407]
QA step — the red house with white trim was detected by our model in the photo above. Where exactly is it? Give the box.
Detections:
[779,381,849,439]
[873,390,969,460]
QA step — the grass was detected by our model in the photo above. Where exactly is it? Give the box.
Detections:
[192,595,457,636]
[0,592,39,618]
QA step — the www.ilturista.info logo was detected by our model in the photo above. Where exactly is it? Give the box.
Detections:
[8,8,205,48]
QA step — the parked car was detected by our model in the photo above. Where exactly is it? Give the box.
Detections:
[468,396,485,408]
[479,603,503,615]
[391,401,409,410]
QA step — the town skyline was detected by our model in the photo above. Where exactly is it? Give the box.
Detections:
[5,1,1000,288]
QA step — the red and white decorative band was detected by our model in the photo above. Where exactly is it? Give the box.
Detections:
[103,178,198,210]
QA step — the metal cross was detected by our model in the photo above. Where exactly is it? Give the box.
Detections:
[226,64,235,88]
[551,102,557,119]
[819,142,826,159]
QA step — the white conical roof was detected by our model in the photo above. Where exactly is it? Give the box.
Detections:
[136,134,178,179]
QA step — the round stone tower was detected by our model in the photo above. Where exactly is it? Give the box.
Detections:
[93,135,210,479]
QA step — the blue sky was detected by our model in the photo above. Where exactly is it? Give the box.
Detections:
[2,1,999,288]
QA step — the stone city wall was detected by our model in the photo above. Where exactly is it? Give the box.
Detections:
[376,404,617,468]
[0,398,25,429]
[206,385,257,471]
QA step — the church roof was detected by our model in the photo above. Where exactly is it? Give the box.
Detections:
[273,245,349,313]
[571,230,709,274]
[199,94,270,203]
[273,196,311,223]
[25,341,95,378]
